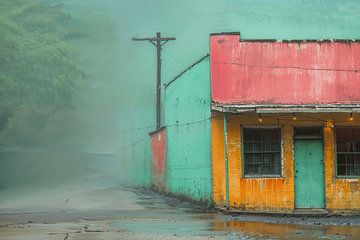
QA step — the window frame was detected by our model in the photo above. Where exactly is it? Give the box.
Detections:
[335,126,360,179]
[241,125,283,178]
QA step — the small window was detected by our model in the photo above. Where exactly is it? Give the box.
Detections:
[243,127,282,177]
[336,128,360,177]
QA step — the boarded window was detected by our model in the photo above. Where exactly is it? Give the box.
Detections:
[243,128,281,176]
[336,128,360,177]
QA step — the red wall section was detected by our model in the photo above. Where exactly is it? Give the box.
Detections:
[210,34,360,105]
[150,128,166,192]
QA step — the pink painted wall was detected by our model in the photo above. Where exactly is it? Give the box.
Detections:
[210,34,360,105]
[150,128,166,192]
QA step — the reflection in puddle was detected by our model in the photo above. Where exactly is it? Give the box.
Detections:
[111,213,360,239]
[211,220,358,239]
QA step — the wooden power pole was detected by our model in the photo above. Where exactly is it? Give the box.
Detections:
[132,32,176,130]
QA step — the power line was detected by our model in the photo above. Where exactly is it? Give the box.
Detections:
[118,117,215,152]
[120,125,155,134]
[167,116,212,127]
[120,137,147,151]
[118,111,357,152]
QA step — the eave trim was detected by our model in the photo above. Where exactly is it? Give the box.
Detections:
[212,103,360,114]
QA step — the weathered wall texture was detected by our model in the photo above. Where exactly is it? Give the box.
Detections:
[211,114,226,205]
[212,114,294,212]
[212,113,360,212]
[210,33,360,105]
[324,124,360,213]
[150,128,167,192]
[164,57,212,203]
[228,116,294,212]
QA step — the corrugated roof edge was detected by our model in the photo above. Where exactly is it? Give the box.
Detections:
[241,39,360,43]
[210,32,240,36]
[209,32,360,42]
[164,54,209,89]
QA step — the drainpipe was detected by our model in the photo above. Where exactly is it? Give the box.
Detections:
[223,114,230,209]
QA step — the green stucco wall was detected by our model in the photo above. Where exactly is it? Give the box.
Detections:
[164,57,212,203]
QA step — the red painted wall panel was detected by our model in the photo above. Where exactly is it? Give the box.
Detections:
[150,128,166,192]
[210,34,360,105]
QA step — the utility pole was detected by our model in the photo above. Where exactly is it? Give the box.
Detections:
[132,32,176,130]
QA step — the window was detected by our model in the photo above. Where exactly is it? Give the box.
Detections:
[336,128,360,177]
[243,127,282,177]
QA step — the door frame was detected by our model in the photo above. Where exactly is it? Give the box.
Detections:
[293,136,326,209]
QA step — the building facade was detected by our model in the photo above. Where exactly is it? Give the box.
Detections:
[149,32,360,213]
[211,33,360,213]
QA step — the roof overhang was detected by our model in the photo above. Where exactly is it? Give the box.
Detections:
[212,103,360,114]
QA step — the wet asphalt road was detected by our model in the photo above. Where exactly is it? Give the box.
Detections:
[1,186,360,239]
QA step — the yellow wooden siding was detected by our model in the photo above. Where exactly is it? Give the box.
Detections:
[211,113,360,213]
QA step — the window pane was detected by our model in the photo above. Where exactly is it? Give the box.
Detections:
[243,128,281,176]
[254,141,262,152]
[336,128,360,177]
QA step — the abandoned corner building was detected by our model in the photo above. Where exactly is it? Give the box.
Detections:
[149,32,360,214]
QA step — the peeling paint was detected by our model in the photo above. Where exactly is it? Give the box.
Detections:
[212,113,360,213]
[210,34,360,105]
[150,128,166,192]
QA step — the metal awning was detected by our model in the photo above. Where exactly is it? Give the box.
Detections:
[212,103,360,114]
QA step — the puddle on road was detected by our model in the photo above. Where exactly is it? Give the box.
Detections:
[111,216,360,239]
[113,191,360,239]
[212,220,358,239]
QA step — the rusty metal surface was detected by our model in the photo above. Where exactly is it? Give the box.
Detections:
[210,33,360,105]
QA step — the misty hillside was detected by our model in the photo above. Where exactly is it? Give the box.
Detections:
[0,0,86,133]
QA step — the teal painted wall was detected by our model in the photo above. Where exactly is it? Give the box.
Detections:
[164,57,212,202]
